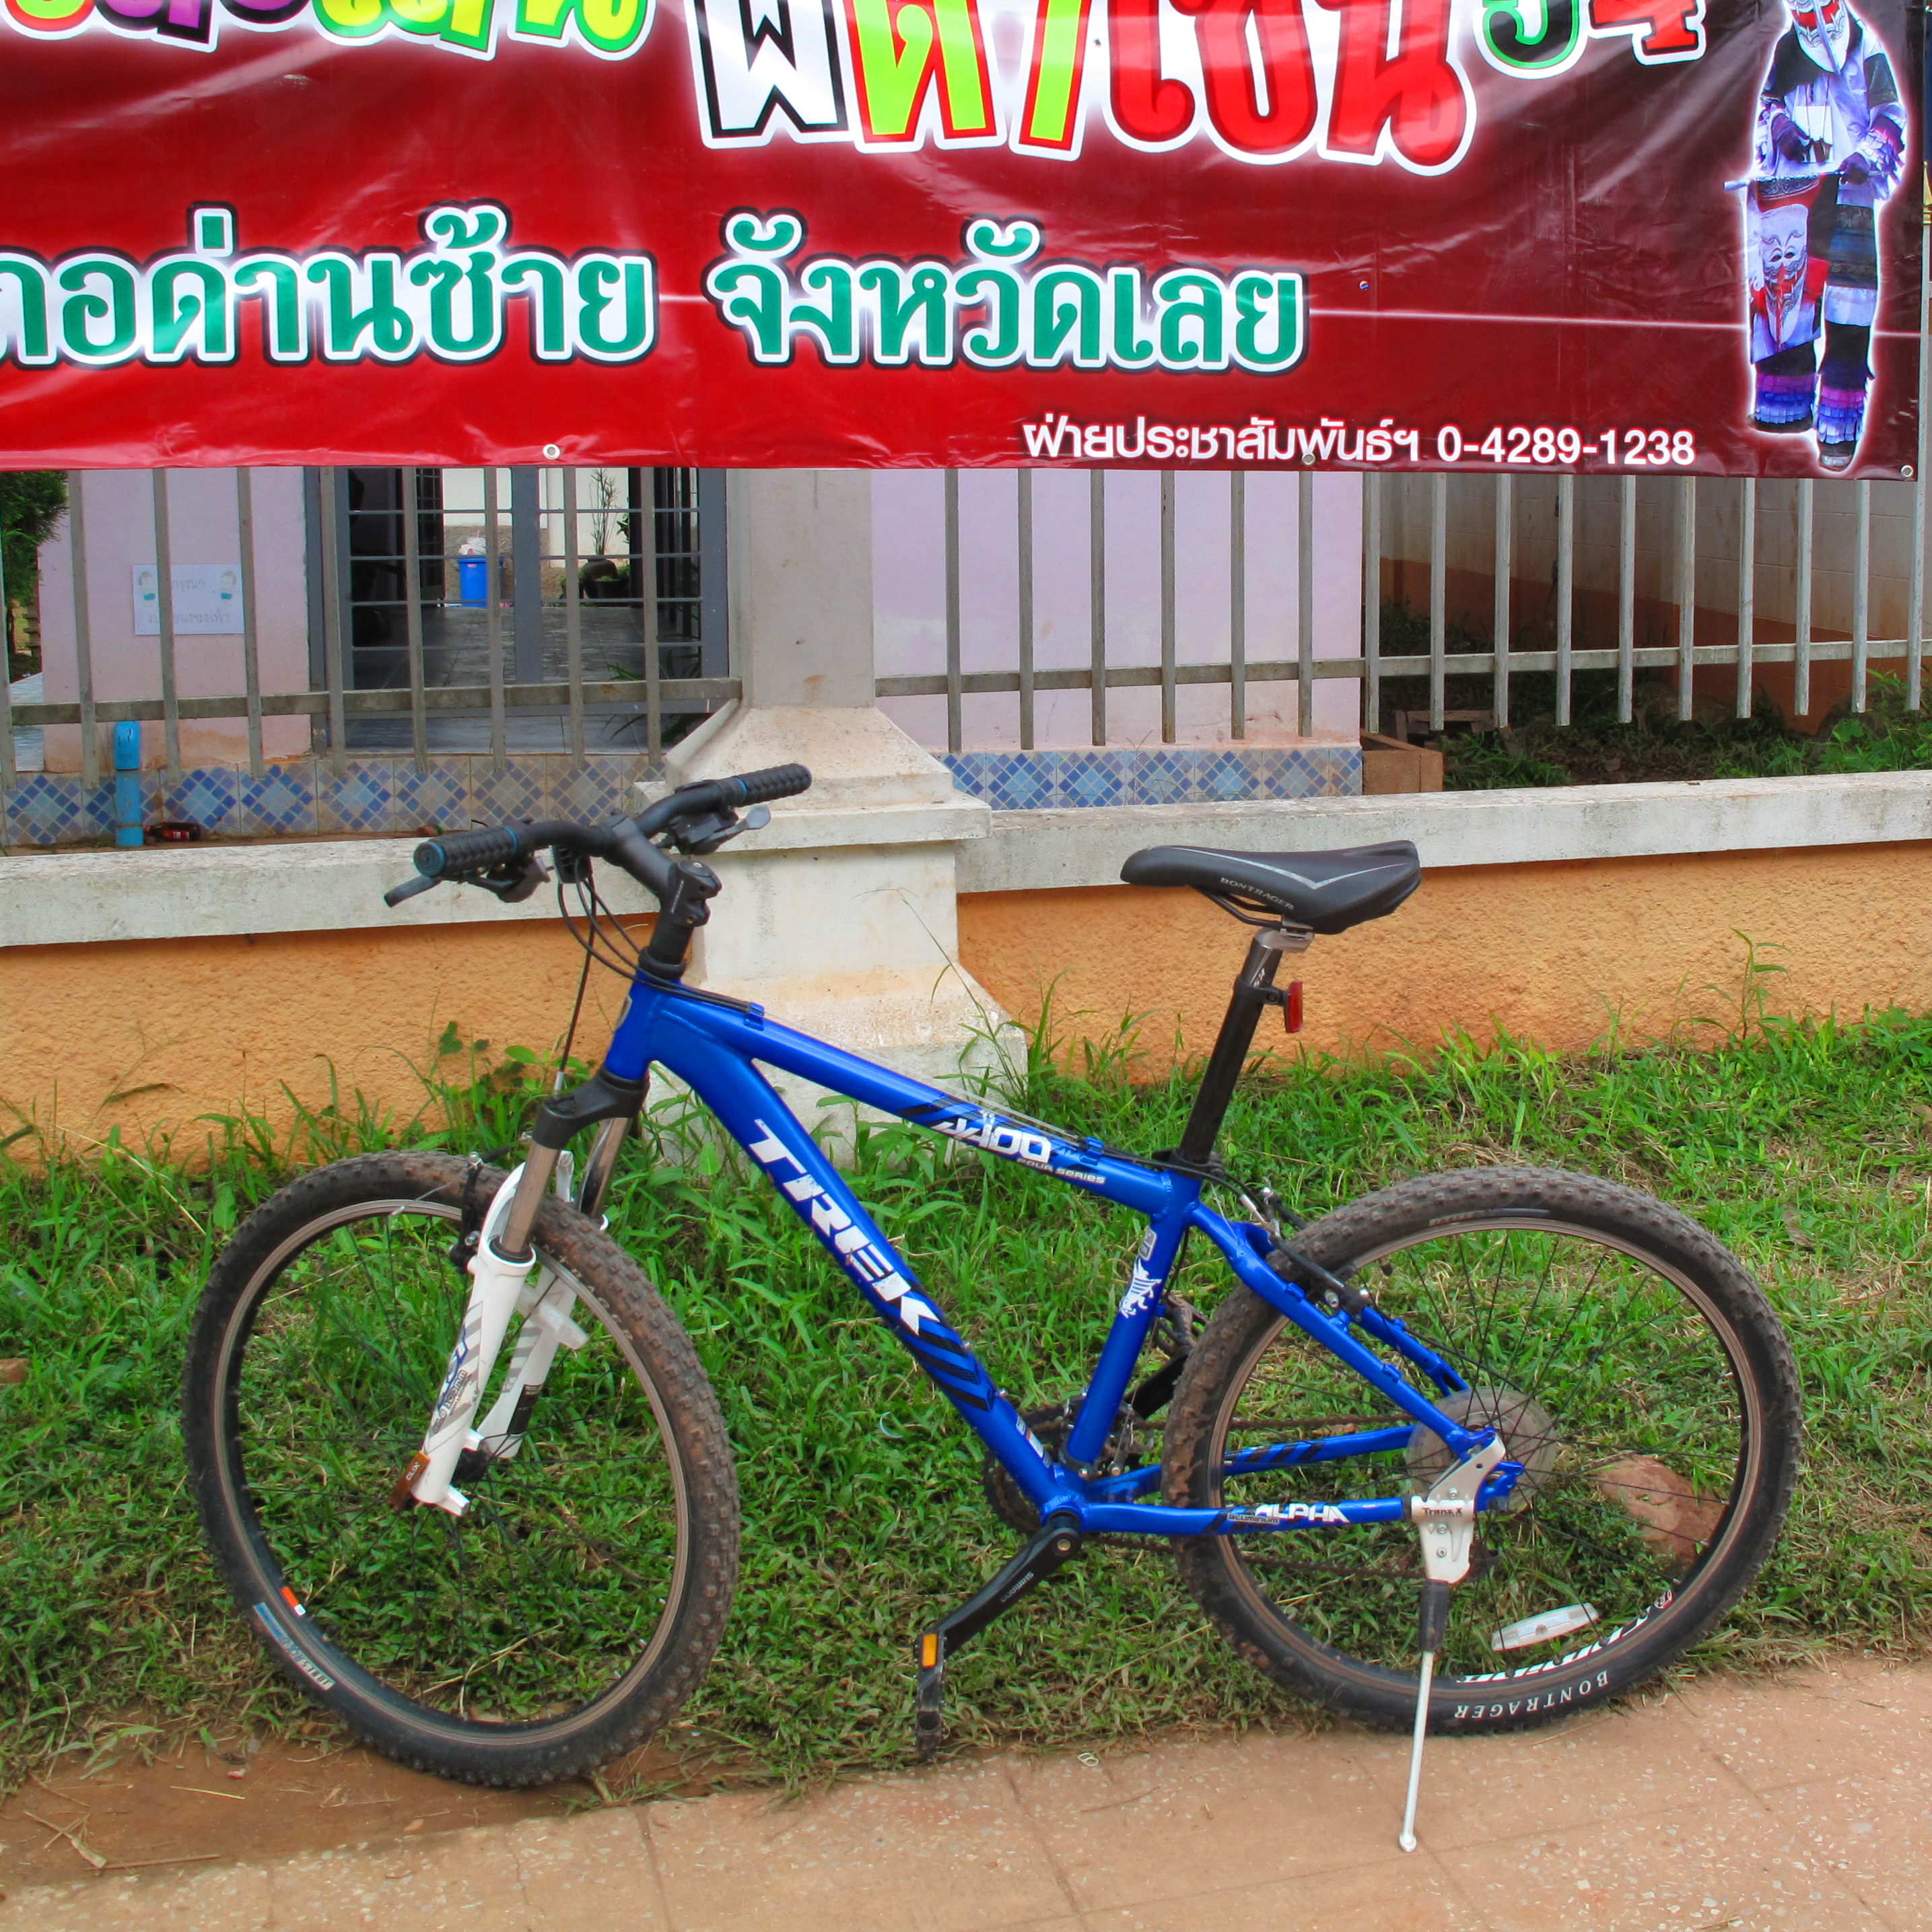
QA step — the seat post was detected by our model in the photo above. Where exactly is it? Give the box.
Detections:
[1175,928,1304,1167]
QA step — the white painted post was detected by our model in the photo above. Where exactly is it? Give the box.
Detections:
[662,471,1014,1114]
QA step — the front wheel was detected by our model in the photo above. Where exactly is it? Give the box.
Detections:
[184,1151,739,1787]
[1164,1167,1800,1734]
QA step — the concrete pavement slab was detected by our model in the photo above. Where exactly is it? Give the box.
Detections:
[642,1757,1075,1932]
[1342,1690,1757,1847]
[1437,1791,1889,1931]
[1005,1723,1406,1911]
[1673,1658,1932,1799]
[1762,1771,1932,1930]
[5,1659,1932,1931]
[1077,1853,1492,1931]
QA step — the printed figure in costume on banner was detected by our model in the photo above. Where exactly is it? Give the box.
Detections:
[1745,0,1906,469]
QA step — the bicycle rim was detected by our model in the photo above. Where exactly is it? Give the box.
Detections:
[1208,1216,1764,1692]
[211,1196,692,1733]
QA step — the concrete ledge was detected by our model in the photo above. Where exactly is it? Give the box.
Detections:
[957,771,1932,893]
[5,772,1929,950]
[0,796,990,951]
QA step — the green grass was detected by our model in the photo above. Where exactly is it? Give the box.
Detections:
[4,990,1932,1797]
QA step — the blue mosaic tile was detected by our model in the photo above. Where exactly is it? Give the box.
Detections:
[163,766,240,835]
[1132,751,1193,806]
[1199,750,1257,802]
[239,763,318,837]
[81,778,125,839]
[983,753,1054,811]
[317,761,396,835]
[1058,753,1128,808]
[394,758,472,835]
[3,772,87,846]
[551,755,640,824]
[471,761,548,827]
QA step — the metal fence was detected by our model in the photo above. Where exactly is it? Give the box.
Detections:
[2,463,737,792]
[875,453,1932,752]
[874,468,1330,748]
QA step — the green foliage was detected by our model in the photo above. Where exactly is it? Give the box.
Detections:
[5,998,1932,1796]
[0,471,66,605]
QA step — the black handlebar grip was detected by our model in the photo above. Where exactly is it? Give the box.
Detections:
[726,763,812,806]
[414,827,523,877]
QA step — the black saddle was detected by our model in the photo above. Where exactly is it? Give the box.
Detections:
[1119,841,1421,935]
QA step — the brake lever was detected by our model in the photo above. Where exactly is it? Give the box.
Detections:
[673,802,770,856]
[474,853,550,903]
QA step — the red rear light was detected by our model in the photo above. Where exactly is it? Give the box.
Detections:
[1284,980,1303,1033]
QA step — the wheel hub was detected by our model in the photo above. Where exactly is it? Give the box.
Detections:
[1406,1384,1559,1514]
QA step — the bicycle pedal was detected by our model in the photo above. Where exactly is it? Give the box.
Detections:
[913,1631,944,1761]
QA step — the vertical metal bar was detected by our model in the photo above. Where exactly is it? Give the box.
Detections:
[643,479,661,760]
[151,469,181,780]
[1851,478,1871,713]
[1617,476,1636,724]
[1016,469,1035,751]
[484,465,506,773]
[1492,474,1511,731]
[317,469,348,778]
[1674,476,1696,722]
[1912,283,1930,712]
[1735,477,1756,720]
[563,466,584,763]
[510,465,543,685]
[1428,473,1447,732]
[1089,469,1106,747]
[401,466,427,773]
[1297,469,1315,738]
[1795,479,1814,722]
[236,468,265,780]
[1229,470,1246,740]
[0,496,13,809]
[71,474,98,791]
[1555,474,1575,728]
[1160,470,1177,744]
[1362,472,1381,736]
[944,469,962,755]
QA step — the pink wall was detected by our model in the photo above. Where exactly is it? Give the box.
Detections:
[872,468,1362,750]
[37,468,312,772]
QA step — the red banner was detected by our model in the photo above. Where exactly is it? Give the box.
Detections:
[0,0,1919,473]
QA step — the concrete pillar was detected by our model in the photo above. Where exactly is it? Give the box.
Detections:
[662,471,1012,1108]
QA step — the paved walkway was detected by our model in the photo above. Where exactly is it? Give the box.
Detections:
[5,1657,1930,1931]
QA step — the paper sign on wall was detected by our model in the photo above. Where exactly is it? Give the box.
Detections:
[132,566,246,637]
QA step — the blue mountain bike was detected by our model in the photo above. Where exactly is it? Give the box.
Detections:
[184,763,1800,1816]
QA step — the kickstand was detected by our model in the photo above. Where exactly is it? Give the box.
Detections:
[1398,1580,1449,1853]
[1395,1433,1507,1853]
[914,1513,1082,1761]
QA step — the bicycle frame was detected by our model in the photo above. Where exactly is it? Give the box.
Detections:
[603,970,1508,1540]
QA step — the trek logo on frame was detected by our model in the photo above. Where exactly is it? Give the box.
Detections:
[745,1118,942,1335]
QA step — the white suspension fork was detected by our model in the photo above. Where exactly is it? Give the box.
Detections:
[404,1163,544,1515]
[469,1276,589,1462]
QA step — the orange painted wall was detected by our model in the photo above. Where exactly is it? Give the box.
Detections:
[0,918,642,1155]
[5,842,1929,1148]
[957,841,1932,1068]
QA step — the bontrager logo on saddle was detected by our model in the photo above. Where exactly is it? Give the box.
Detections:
[182,766,1800,1851]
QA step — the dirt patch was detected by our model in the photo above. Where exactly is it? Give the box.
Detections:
[0,1732,703,1897]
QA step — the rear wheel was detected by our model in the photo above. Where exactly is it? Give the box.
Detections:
[1164,1167,1799,1733]
[184,1152,738,1786]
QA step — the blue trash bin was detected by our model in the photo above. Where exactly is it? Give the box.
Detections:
[458,555,489,606]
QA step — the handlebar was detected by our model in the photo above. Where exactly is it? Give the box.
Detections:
[384,765,815,973]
